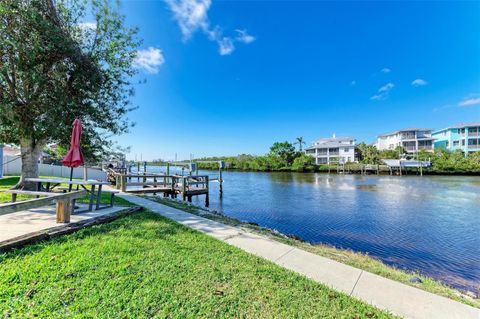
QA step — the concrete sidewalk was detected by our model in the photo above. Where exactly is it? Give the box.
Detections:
[118,193,480,319]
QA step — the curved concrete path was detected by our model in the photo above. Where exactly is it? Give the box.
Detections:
[118,193,480,319]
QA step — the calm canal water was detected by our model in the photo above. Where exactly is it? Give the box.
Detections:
[145,167,480,292]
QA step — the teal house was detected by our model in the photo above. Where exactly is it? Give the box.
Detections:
[432,123,480,153]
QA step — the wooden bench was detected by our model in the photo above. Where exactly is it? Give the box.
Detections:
[0,190,87,223]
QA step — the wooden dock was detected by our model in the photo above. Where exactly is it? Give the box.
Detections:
[113,173,210,206]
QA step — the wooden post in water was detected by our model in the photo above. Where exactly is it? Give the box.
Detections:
[205,175,209,207]
[137,162,140,182]
[182,177,187,201]
[219,167,223,198]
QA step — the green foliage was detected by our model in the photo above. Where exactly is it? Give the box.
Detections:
[429,149,480,173]
[269,141,297,166]
[0,0,140,162]
[356,143,381,164]
[291,153,316,171]
[379,146,406,160]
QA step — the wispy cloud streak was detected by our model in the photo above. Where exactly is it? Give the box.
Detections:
[165,0,255,55]
[371,82,394,101]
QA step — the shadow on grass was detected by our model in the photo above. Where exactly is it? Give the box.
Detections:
[0,176,20,188]
[0,211,188,262]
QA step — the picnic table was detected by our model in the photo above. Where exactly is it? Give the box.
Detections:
[24,178,112,212]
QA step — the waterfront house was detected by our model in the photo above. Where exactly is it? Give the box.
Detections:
[305,135,355,164]
[432,122,480,153]
[375,128,434,153]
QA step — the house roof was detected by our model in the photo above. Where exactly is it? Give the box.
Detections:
[306,136,355,150]
[378,128,432,138]
[2,145,51,158]
[432,122,480,134]
[2,145,21,156]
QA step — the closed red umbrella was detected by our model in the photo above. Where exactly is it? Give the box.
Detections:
[63,119,84,189]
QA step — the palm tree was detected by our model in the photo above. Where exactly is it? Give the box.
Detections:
[294,137,306,152]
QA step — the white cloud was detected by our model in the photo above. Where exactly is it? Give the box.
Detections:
[370,82,394,101]
[458,97,480,107]
[165,0,210,40]
[381,68,391,73]
[78,22,97,30]
[411,79,428,87]
[165,0,254,55]
[378,82,394,92]
[134,47,165,74]
[235,29,255,44]
[218,37,234,55]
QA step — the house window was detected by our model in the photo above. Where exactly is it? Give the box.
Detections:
[462,140,465,146]
[318,158,328,164]
[344,148,349,152]
[468,139,479,146]
[446,141,449,147]
[453,140,459,147]
[468,127,479,136]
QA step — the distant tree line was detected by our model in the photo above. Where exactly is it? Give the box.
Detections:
[192,139,480,174]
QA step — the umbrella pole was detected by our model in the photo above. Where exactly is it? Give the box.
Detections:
[69,167,73,192]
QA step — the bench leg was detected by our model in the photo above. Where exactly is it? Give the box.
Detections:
[12,193,17,203]
[88,185,96,211]
[96,185,102,210]
[56,200,72,223]
[110,193,115,207]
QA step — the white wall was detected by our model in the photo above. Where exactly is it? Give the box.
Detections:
[2,155,107,180]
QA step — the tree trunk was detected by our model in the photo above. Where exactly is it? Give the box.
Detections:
[18,138,44,190]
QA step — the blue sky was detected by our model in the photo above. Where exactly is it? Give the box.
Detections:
[110,0,479,161]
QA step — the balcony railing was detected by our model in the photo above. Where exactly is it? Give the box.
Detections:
[468,144,480,149]
[418,145,433,150]
[468,132,479,137]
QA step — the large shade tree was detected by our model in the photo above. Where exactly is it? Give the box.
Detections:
[0,0,140,188]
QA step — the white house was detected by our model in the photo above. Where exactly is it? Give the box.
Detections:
[375,128,434,153]
[305,135,356,164]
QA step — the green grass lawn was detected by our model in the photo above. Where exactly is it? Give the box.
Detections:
[0,210,395,318]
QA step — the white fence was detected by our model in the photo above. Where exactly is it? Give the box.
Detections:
[2,155,107,181]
